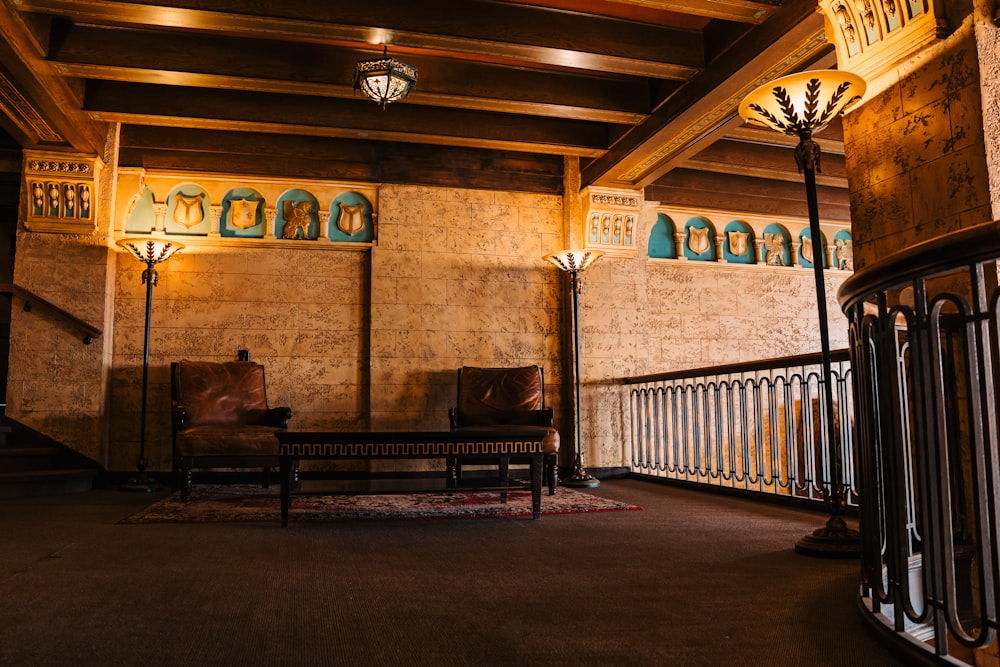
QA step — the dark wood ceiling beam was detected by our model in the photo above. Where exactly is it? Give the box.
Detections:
[0,2,105,152]
[644,168,851,222]
[118,145,564,195]
[86,81,609,157]
[49,23,651,124]
[681,137,848,185]
[19,0,704,79]
[580,0,826,187]
[589,0,781,23]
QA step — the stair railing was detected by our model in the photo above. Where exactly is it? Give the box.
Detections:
[838,219,1000,666]
[623,350,856,510]
[0,283,102,344]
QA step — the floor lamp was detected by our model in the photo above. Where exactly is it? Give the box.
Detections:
[116,238,185,493]
[544,248,604,488]
[739,70,865,557]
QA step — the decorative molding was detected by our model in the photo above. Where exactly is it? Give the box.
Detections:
[115,168,378,251]
[22,150,102,235]
[617,29,830,183]
[582,186,641,257]
[0,69,64,144]
[818,0,945,83]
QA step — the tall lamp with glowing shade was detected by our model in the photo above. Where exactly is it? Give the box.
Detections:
[116,238,184,492]
[738,70,865,556]
[544,248,604,488]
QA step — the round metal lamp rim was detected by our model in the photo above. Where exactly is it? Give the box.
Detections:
[543,248,605,273]
[116,237,186,264]
[738,69,867,136]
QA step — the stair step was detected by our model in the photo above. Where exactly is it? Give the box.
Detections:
[0,468,97,499]
[0,447,59,472]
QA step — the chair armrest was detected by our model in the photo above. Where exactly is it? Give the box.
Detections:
[171,401,188,430]
[265,406,292,428]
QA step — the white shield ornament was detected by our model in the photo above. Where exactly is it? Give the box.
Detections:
[229,199,259,230]
[173,193,206,228]
[728,230,748,257]
[337,202,365,236]
[801,236,814,264]
[688,226,710,255]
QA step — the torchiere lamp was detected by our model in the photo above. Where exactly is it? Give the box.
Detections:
[543,248,604,488]
[739,70,865,556]
[116,238,185,492]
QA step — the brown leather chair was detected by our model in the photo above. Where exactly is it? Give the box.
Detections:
[171,360,291,501]
[448,365,560,494]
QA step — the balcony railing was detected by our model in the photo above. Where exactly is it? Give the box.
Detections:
[839,219,1000,666]
[623,351,856,510]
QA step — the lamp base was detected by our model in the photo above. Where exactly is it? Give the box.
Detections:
[794,515,860,558]
[561,469,601,489]
[120,472,163,493]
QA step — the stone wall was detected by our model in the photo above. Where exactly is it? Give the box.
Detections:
[8,176,847,474]
[109,245,369,472]
[843,25,992,270]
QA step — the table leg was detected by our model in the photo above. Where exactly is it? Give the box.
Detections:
[280,454,292,527]
[531,454,542,519]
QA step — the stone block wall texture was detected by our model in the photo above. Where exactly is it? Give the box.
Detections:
[110,245,369,472]
[7,232,113,463]
[7,180,847,474]
[844,30,991,271]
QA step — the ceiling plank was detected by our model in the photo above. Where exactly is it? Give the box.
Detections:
[87,81,610,156]
[49,23,651,124]
[20,0,705,79]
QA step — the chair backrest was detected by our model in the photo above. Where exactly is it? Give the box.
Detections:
[172,360,269,426]
[456,365,544,426]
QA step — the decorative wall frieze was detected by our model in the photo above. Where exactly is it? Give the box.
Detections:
[582,186,641,257]
[115,168,378,251]
[819,0,945,84]
[650,206,853,272]
[22,150,102,234]
[0,69,64,144]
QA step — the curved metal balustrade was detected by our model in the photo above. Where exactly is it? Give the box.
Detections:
[623,351,857,509]
[839,220,1000,666]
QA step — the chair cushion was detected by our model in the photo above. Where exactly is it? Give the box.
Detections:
[175,360,268,426]
[175,424,282,457]
[458,366,543,426]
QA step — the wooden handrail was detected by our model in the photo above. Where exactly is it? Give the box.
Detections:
[0,283,102,344]
[838,219,1000,309]
[621,348,852,385]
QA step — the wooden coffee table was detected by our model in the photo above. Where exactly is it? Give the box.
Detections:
[276,428,553,526]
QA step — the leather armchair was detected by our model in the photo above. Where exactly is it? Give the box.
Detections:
[449,365,560,494]
[171,360,291,501]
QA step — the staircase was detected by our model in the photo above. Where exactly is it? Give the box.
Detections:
[0,419,101,499]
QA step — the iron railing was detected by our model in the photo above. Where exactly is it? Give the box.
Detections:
[623,350,857,509]
[839,219,1000,666]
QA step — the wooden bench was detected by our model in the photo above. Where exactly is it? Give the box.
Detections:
[276,427,556,527]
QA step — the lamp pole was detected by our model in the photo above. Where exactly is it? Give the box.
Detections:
[117,238,184,492]
[544,249,603,488]
[739,70,865,556]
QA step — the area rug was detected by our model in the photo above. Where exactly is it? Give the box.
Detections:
[120,484,641,524]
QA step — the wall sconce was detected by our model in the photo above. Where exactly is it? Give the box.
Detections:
[544,248,604,487]
[116,238,184,492]
[739,69,865,556]
[353,46,417,108]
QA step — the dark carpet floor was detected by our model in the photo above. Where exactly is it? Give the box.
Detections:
[0,478,904,666]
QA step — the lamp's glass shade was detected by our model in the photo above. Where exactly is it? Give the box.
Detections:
[353,55,417,107]
[116,238,185,265]
[543,249,605,274]
[738,70,866,136]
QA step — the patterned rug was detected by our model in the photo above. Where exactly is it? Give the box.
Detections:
[120,484,641,524]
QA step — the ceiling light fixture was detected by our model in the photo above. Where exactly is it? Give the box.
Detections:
[353,46,417,108]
